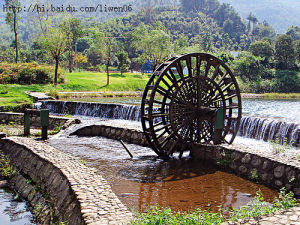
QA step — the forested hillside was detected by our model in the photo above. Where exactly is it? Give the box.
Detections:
[0,0,276,49]
[219,0,300,33]
[0,0,299,94]
[0,0,174,45]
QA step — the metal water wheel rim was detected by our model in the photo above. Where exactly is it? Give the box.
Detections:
[141,53,242,157]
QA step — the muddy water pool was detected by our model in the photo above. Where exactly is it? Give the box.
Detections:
[48,136,278,212]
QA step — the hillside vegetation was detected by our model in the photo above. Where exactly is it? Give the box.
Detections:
[0,0,299,108]
[219,0,300,33]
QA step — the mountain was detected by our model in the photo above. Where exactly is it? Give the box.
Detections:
[219,0,300,33]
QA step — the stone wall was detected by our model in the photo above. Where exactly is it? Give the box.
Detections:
[72,124,149,146]
[0,135,133,224]
[0,112,74,130]
[8,173,55,224]
[190,144,300,198]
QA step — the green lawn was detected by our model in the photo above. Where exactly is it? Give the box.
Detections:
[60,71,151,91]
[0,84,45,109]
[0,71,150,110]
[1,71,299,111]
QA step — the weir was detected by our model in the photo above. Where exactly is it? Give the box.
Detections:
[38,100,300,147]
[235,117,299,146]
[38,100,141,121]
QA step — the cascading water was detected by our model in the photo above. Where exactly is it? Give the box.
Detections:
[38,101,299,147]
[235,117,299,147]
[39,101,141,121]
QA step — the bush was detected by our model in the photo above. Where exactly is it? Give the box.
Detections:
[233,52,264,82]
[47,88,60,99]
[131,189,298,225]
[0,154,16,178]
[256,79,277,93]
[275,70,300,93]
[0,62,65,85]
[236,70,300,93]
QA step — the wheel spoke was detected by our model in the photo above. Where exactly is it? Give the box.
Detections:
[141,53,241,157]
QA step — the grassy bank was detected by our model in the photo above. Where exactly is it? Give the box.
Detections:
[131,189,298,225]
[0,84,44,110]
[262,93,300,99]
[0,72,149,110]
[1,71,299,110]
[60,71,150,91]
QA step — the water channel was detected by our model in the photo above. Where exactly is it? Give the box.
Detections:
[1,97,297,222]
[39,98,300,147]
[48,134,278,213]
[0,187,35,225]
[43,97,298,212]
[63,97,300,123]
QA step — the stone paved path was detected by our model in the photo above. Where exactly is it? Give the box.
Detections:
[2,133,299,225]
[222,207,300,225]
[8,137,133,225]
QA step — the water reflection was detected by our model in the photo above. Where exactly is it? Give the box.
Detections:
[117,157,274,212]
[118,157,216,183]
[48,136,278,212]
[0,188,35,225]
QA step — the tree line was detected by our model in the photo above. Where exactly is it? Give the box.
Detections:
[1,0,299,92]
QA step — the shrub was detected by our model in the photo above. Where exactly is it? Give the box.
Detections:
[256,79,277,93]
[233,52,264,82]
[47,88,60,99]
[0,154,16,178]
[131,189,298,225]
[275,70,300,93]
[0,62,65,85]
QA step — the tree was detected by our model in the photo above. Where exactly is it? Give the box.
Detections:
[5,0,20,63]
[0,46,14,63]
[136,53,148,75]
[195,26,215,52]
[294,40,300,62]
[116,50,130,75]
[140,5,156,24]
[74,54,87,71]
[252,24,276,40]
[223,19,234,34]
[246,13,252,33]
[60,17,85,72]
[234,52,264,82]
[275,34,295,69]
[132,23,173,70]
[93,31,116,85]
[86,45,103,68]
[180,0,206,13]
[221,33,233,50]
[286,26,300,40]
[246,12,258,40]
[249,40,273,60]
[175,34,189,53]
[39,27,68,86]
[238,34,251,50]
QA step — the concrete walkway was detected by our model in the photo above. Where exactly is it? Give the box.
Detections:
[25,91,54,101]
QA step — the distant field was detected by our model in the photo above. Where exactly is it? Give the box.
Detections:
[0,71,299,111]
[60,71,150,91]
[0,71,149,110]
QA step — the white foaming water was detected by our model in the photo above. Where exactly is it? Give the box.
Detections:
[38,100,299,147]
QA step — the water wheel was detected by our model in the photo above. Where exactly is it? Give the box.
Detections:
[141,53,242,157]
